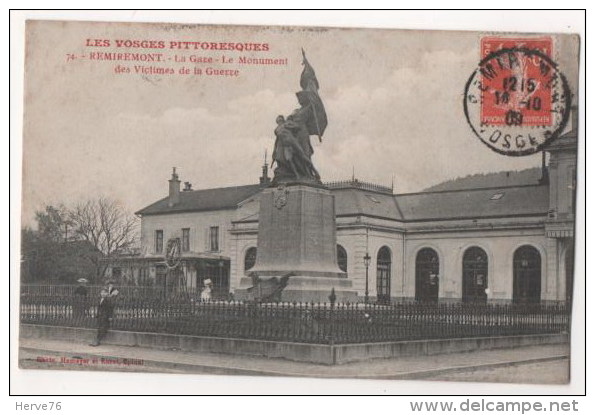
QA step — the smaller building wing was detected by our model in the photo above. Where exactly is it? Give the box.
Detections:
[136,184,264,216]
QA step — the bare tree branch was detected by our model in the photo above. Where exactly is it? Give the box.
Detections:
[68,197,139,277]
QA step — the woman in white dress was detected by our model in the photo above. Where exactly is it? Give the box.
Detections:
[200,279,213,302]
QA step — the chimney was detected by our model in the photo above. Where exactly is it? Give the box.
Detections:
[168,167,181,207]
[183,182,192,191]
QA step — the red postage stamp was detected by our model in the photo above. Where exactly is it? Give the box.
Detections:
[464,36,570,156]
[480,37,553,127]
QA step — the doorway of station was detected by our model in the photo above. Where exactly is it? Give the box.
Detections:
[415,248,439,303]
[513,245,542,304]
[462,247,488,303]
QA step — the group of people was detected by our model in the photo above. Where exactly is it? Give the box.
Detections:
[75,277,214,347]
[75,278,119,347]
[271,110,320,182]
[91,280,119,346]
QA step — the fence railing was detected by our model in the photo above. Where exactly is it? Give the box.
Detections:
[20,284,228,301]
[19,293,570,345]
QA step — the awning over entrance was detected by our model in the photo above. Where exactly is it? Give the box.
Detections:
[110,251,231,265]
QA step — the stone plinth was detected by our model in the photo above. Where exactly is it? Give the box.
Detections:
[235,184,356,303]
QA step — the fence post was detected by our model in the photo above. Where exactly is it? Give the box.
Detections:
[327,289,336,346]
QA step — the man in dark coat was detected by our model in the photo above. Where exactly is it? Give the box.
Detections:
[74,278,89,297]
[89,289,114,346]
[73,278,88,319]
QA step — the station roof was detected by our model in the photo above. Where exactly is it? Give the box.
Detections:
[138,172,549,222]
[394,184,549,221]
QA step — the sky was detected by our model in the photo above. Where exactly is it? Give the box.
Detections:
[20,20,580,227]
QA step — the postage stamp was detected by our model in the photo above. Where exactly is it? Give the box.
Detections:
[464,36,571,156]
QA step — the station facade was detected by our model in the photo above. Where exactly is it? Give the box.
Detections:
[113,119,577,304]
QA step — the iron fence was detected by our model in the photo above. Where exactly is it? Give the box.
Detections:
[20,284,224,301]
[19,291,570,345]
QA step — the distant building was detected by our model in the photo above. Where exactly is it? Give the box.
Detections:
[112,114,577,304]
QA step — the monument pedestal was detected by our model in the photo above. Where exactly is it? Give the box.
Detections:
[235,184,357,303]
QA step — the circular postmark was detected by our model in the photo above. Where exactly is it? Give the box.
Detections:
[464,47,571,156]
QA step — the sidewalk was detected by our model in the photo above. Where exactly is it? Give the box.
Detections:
[19,337,570,380]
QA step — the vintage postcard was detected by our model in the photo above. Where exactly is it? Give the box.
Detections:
[16,17,582,393]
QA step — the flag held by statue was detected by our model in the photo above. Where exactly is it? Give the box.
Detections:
[297,50,328,140]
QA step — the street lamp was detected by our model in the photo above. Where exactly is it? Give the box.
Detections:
[363,253,371,304]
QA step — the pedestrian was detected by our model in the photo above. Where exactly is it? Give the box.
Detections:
[74,278,89,297]
[200,278,213,302]
[73,278,88,320]
[105,279,120,299]
[89,288,114,346]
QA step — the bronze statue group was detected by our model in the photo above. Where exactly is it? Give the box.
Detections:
[271,50,327,184]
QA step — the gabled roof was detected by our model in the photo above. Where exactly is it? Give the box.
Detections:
[136,184,264,216]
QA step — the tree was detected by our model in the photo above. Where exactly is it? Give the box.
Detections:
[68,197,138,278]
[35,205,69,242]
[21,200,138,284]
[21,205,96,284]
[21,206,67,283]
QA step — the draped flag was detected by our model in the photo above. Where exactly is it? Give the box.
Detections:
[298,49,327,141]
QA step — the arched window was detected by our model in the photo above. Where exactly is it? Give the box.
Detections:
[337,244,348,276]
[462,246,488,303]
[244,247,257,272]
[513,245,541,304]
[415,248,439,303]
[376,246,391,304]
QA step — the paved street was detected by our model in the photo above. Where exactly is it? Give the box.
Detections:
[427,358,570,384]
[19,337,570,383]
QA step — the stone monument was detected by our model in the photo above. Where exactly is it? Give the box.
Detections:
[236,50,356,303]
